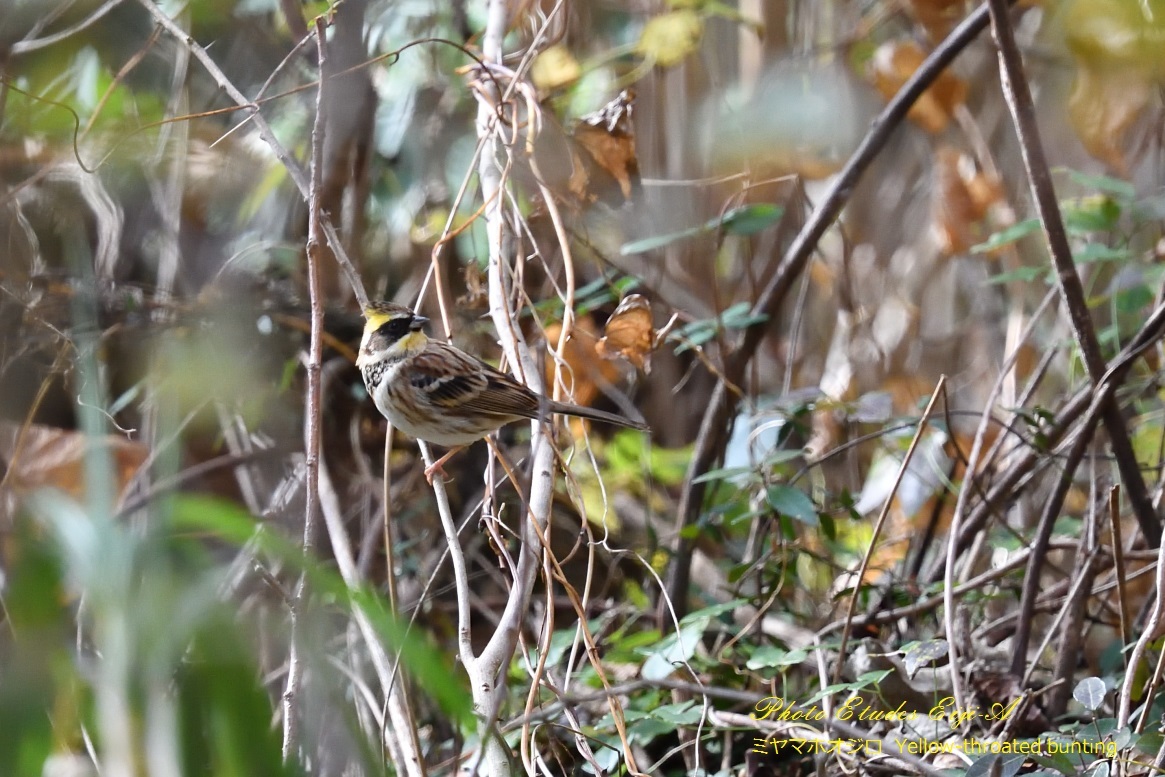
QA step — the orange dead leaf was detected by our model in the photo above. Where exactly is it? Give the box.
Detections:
[0,421,149,509]
[932,146,1004,255]
[904,0,969,42]
[543,316,622,414]
[569,89,639,203]
[870,41,967,133]
[596,294,656,372]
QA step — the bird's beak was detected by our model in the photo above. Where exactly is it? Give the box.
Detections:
[409,315,429,331]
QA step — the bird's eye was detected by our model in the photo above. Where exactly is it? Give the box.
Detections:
[380,317,411,339]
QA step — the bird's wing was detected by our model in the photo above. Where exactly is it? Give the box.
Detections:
[410,342,540,419]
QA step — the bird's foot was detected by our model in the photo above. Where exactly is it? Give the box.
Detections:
[423,447,461,485]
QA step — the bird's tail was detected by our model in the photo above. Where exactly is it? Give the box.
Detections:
[547,400,649,432]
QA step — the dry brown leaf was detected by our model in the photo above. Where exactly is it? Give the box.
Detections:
[0,421,149,510]
[569,89,639,203]
[543,316,622,415]
[932,146,1004,255]
[596,294,656,372]
[869,41,967,134]
[904,0,969,42]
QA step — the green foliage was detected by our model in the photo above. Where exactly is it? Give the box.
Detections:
[620,203,785,255]
[670,301,770,353]
[0,483,469,777]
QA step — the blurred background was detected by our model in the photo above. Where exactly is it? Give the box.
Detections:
[1,0,1164,775]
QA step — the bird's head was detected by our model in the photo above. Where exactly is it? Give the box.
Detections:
[357,302,429,368]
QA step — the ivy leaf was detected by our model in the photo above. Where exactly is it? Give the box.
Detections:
[1073,676,1107,711]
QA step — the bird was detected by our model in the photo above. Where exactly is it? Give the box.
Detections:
[356,301,649,482]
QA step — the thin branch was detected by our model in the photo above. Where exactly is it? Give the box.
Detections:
[134,0,309,195]
[281,16,328,763]
[137,0,369,306]
[1119,515,1165,727]
[986,0,1160,546]
[1009,408,1099,676]
[418,442,476,669]
[11,0,126,55]
[834,377,946,683]
[951,293,1165,556]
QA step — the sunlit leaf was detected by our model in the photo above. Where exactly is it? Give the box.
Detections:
[1073,676,1107,711]
[531,44,581,91]
[1064,196,1122,233]
[640,622,703,680]
[638,10,703,67]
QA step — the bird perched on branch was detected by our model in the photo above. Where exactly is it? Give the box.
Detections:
[357,301,648,482]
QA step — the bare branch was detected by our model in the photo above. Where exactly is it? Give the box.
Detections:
[281,15,329,762]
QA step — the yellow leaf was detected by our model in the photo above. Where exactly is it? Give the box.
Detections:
[1064,0,1165,75]
[1062,0,1165,170]
[531,45,581,92]
[1067,66,1151,173]
[638,10,703,68]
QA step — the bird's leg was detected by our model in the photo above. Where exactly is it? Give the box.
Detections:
[424,446,463,484]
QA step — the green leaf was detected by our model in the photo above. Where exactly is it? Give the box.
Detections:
[763,449,802,467]
[719,203,783,235]
[649,700,702,726]
[1062,168,1136,200]
[692,465,754,484]
[745,645,809,670]
[1075,243,1132,263]
[1073,676,1107,711]
[640,622,704,681]
[621,203,783,254]
[803,670,892,705]
[1065,196,1122,233]
[985,265,1049,285]
[170,495,473,725]
[766,485,818,526]
[971,218,1041,253]
[620,224,707,255]
[721,300,768,329]
[679,599,747,627]
[1136,730,1164,756]
[1116,283,1155,315]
